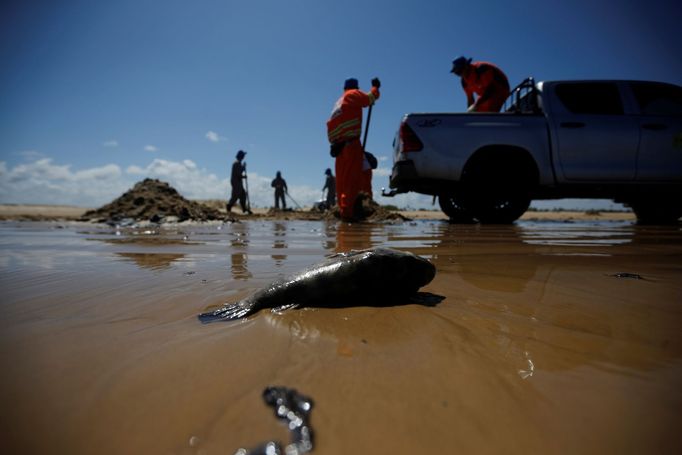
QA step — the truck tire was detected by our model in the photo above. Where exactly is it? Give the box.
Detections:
[438,193,476,223]
[468,187,530,223]
[629,200,682,225]
[461,150,536,224]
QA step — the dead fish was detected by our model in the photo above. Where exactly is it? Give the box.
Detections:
[198,247,436,322]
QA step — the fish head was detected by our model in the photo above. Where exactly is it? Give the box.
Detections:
[404,252,436,288]
[371,248,436,290]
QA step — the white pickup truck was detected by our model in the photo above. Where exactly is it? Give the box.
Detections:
[386,78,682,223]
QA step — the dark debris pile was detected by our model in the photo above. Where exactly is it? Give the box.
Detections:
[81,179,224,223]
[323,194,410,222]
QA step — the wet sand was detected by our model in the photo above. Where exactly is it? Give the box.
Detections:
[0,203,637,222]
[1,218,680,454]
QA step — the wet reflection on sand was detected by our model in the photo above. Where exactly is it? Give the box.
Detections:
[1,219,681,454]
[271,221,288,266]
[116,252,186,269]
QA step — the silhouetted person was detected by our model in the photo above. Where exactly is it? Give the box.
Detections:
[227,150,252,214]
[323,168,336,208]
[271,171,288,210]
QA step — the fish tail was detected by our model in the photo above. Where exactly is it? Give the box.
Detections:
[197,302,251,323]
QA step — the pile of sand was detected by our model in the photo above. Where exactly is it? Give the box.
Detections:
[81,179,224,223]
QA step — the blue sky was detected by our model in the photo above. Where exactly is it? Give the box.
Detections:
[1,0,681,209]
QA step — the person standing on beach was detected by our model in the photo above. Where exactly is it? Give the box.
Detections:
[450,56,509,112]
[322,168,336,208]
[226,150,252,214]
[271,171,288,210]
[361,151,377,199]
[326,77,380,220]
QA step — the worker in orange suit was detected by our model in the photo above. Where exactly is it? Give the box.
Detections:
[451,56,509,112]
[327,77,380,220]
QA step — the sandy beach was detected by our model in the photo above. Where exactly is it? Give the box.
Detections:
[1,210,679,454]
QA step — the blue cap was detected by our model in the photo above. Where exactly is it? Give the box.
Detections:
[450,56,472,74]
[344,78,359,90]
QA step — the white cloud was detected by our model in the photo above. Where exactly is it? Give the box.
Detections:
[126,165,145,175]
[102,140,119,147]
[0,158,128,207]
[0,155,328,209]
[144,145,159,152]
[374,167,391,177]
[74,164,122,180]
[206,131,227,143]
[11,158,72,181]
[19,150,46,161]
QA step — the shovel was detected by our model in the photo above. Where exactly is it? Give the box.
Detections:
[362,78,379,151]
[286,191,302,210]
[362,104,373,152]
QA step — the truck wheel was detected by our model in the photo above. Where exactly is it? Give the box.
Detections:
[461,152,536,224]
[438,193,476,223]
[470,189,531,224]
[629,200,682,225]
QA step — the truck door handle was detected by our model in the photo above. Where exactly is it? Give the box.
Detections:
[641,123,667,131]
[560,122,585,129]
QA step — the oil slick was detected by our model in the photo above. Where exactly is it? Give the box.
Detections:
[234,386,314,455]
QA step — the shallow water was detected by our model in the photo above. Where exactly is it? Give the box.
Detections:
[1,219,681,454]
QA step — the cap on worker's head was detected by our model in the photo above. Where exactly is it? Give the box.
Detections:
[276,171,281,177]
[344,78,359,90]
[450,56,472,75]
[325,168,331,175]
[236,150,246,159]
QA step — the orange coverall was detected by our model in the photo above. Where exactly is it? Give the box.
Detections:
[327,86,380,219]
[461,61,510,112]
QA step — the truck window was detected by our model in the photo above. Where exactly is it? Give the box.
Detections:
[629,82,682,116]
[555,83,624,115]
